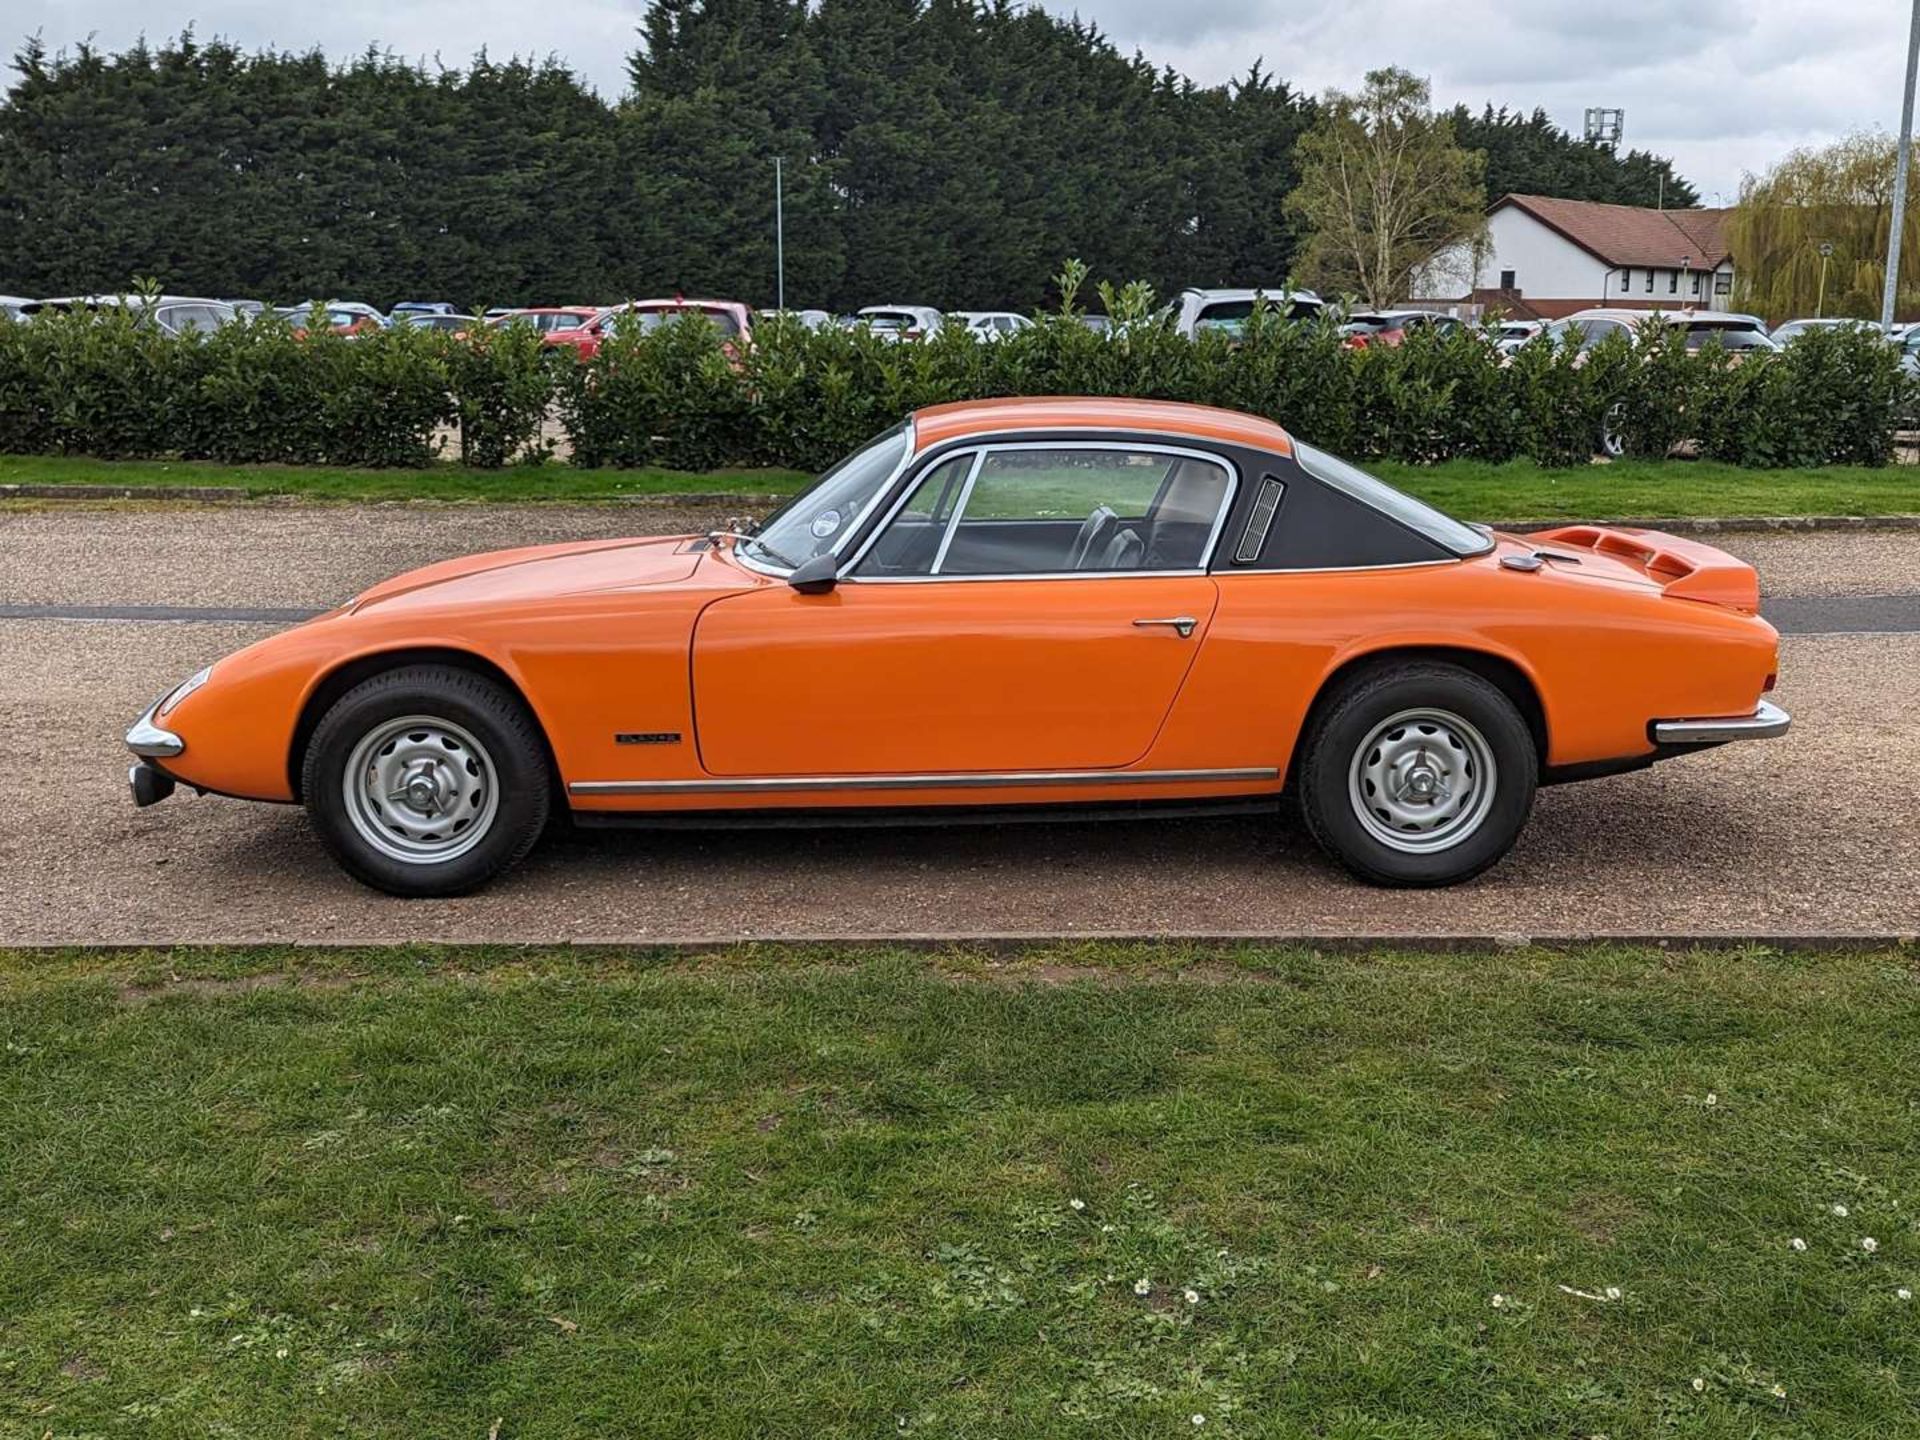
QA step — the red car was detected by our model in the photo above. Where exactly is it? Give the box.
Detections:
[547,299,753,362]
[1341,310,1462,349]
[489,307,601,343]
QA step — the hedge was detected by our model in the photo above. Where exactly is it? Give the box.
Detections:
[0,286,1910,473]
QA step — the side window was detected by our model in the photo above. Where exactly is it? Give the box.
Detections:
[853,452,975,576]
[862,447,1231,579]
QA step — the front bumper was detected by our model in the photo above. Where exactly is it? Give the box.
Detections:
[125,698,184,808]
[1651,699,1791,745]
[126,697,185,758]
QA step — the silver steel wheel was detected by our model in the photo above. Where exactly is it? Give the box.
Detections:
[341,714,499,865]
[1347,707,1498,854]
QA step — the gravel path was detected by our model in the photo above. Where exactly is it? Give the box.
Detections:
[2,506,1913,943]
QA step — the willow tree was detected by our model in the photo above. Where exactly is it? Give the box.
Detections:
[1286,67,1487,307]
[1729,131,1920,323]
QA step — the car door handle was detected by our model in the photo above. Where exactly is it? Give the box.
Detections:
[1132,616,1198,638]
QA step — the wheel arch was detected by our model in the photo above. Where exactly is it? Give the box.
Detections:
[287,645,554,802]
[1290,644,1550,785]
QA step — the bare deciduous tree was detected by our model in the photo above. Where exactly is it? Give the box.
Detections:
[1287,68,1488,307]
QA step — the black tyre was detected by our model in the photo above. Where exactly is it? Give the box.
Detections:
[300,664,552,897]
[1295,662,1537,887]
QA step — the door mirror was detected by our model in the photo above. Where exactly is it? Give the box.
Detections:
[787,553,839,594]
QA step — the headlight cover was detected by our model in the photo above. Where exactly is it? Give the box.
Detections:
[156,664,214,719]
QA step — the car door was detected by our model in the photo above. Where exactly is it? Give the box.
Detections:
[691,442,1236,777]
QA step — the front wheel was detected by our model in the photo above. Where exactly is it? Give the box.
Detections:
[301,665,552,897]
[1295,662,1537,887]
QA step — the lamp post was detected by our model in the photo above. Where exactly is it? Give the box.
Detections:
[1817,242,1834,318]
[773,156,786,313]
[1882,0,1920,333]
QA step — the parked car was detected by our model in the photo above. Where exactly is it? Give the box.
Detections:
[1077,314,1113,335]
[950,310,1034,340]
[1491,318,1548,353]
[220,299,268,319]
[281,301,389,338]
[1770,317,1880,345]
[0,294,31,322]
[1340,309,1463,348]
[21,295,239,335]
[758,308,835,331]
[488,306,602,338]
[850,305,944,341]
[1169,287,1324,339]
[1557,308,1778,355]
[391,312,478,333]
[547,298,754,361]
[389,301,458,320]
[126,395,1787,898]
[1527,309,1779,456]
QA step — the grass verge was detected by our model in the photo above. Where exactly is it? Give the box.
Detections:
[4,452,1919,518]
[0,454,811,503]
[2,941,1916,1438]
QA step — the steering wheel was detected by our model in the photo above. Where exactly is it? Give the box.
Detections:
[1065,504,1119,571]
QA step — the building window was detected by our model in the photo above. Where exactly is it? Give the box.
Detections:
[1691,271,1703,296]
[1715,271,1732,296]
[1619,268,1633,293]
[1645,268,1655,293]
[1498,269,1516,291]
[1669,269,1679,293]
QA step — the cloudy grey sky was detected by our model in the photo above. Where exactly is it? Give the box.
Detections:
[10,0,1909,204]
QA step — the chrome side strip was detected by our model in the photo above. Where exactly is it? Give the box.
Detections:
[570,766,1279,797]
[1651,700,1791,744]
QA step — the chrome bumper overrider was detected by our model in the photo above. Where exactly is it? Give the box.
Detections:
[126,697,185,806]
[125,697,185,758]
[1652,699,1791,745]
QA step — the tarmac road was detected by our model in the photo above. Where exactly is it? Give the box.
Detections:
[2,502,1916,944]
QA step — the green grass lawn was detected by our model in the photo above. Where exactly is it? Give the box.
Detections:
[5,451,1919,519]
[0,454,811,503]
[3,942,1917,1438]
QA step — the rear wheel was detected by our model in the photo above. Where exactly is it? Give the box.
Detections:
[301,665,551,897]
[1296,662,1537,886]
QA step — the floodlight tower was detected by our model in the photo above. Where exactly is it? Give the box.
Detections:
[1583,108,1624,149]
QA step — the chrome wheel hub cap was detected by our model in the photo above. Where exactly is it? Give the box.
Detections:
[1347,707,1497,854]
[342,715,498,865]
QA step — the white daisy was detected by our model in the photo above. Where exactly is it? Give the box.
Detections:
[1069,1198,1085,1211]
[1790,1238,1807,1252]
[1864,1237,1879,1253]
[1134,1277,1151,1296]
[1184,1288,1200,1305]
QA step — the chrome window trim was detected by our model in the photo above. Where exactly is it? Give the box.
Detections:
[850,567,1209,585]
[731,417,919,580]
[570,766,1278,796]
[840,438,1239,582]
[929,449,987,574]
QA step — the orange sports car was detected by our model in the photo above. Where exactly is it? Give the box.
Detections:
[125,397,1788,897]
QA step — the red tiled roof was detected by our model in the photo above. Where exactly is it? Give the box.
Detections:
[1496,194,1732,269]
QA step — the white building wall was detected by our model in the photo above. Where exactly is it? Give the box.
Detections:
[1471,207,1612,298]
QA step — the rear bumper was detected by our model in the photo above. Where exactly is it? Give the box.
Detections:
[1651,700,1791,745]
